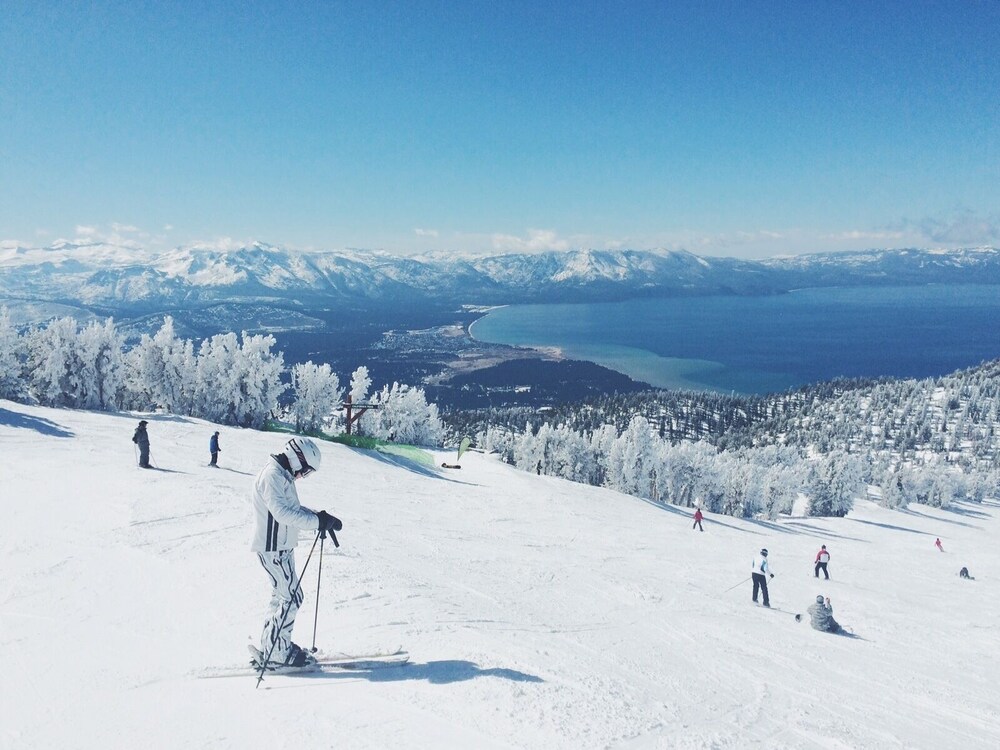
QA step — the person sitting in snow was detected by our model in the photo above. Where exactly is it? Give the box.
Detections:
[959,567,975,580]
[250,437,342,668]
[807,595,841,634]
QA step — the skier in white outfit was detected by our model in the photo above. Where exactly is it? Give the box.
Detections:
[751,548,774,607]
[250,437,341,667]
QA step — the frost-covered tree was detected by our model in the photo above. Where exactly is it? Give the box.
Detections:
[194,332,285,428]
[0,307,25,400]
[289,361,342,433]
[807,451,864,517]
[514,423,545,474]
[365,382,443,446]
[349,366,371,404]
[607,416,655,498]
[125,317,191,412]
[25,317,83,407]
[76,318,125,410]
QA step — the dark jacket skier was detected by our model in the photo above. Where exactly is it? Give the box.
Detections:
[132,420,150,468]
[250,437,342,669]
[807,595,841,633]
[209,431,221,467]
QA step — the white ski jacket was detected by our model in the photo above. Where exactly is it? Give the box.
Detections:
[249,457,319,553]
[751,556,771,576]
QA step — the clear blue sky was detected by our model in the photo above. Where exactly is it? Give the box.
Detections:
[1,1,998,257]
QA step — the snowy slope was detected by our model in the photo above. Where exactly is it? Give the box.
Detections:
[2,400,999,749]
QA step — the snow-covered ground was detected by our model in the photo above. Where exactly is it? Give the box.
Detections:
[2,400,998,749]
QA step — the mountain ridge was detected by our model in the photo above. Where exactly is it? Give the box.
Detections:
[3,242,998,325]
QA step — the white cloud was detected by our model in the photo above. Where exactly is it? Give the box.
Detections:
[75,225,99,237]
[414,228,439,238]
[490,228,569,253]
[110,222,141,233]
[912,212,1000,245]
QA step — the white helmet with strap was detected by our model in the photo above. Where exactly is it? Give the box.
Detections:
[283,437,322,476]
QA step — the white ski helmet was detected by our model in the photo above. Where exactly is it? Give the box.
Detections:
[283,437,322,476]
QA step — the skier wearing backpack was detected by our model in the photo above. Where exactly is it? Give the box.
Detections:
[814,545,830,579]
[132,420,150,468]
[751,548,774,607]
[250,437,342,668]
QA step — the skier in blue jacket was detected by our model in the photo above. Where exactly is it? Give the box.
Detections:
[209,431,221,467]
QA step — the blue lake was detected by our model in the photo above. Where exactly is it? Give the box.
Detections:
[469,285,1000,393]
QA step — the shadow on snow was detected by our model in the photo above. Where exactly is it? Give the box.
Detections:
[0,407,74,437]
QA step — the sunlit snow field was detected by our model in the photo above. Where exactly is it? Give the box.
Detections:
[2,400,998,749]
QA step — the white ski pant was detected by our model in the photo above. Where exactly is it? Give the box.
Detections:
[257,549,303,662]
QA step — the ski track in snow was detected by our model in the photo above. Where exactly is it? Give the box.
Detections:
[2,399,1000,749]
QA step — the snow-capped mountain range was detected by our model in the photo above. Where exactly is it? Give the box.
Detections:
[2,240,999,322]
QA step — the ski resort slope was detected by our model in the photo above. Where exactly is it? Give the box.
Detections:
[2,400,999,750]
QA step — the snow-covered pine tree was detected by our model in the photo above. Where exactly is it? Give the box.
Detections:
[0,307,24,400]
[289,361,342,433]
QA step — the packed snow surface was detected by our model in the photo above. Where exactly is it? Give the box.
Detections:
[2,400,998,749]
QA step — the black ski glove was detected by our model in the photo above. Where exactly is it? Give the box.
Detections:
[316,510,343,533]
[769,574,774,579]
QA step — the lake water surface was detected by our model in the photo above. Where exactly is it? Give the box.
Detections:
[469,285,1000,393]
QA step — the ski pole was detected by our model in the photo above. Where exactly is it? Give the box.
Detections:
[310,531,326,653]
[721,577,751,594]
[256,530,323,688]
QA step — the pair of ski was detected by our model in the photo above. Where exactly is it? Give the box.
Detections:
[199,646,409,679]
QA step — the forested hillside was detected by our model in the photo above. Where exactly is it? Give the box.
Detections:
[442,360,1000,517]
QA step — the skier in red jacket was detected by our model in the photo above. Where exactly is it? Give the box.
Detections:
[814,545,830,579]
[692,508,704,532]
[935,538,944,552]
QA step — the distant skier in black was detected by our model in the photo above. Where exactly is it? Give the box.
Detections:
[959,567,974,580]
[209,431,221,467]
[751,548,773,607]
[807,595,841,633]
[132,420,150,468]
[814,544,830,579]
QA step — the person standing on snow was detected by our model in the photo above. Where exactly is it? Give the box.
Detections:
[250,437,342,668]
[807,595,841,633]
[692,508,704,532]
[209,431,221,467]
[814,544,831,579]
[132,420,150,468]
[751,548,774,607]
[935,538,944,552]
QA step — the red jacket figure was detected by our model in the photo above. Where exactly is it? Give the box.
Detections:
[814,544,830,579]
[935,538,944,551]
[692,508,704,532]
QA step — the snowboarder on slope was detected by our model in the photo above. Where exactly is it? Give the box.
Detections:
[693,508,704,532]
[250,437,342,668]
[209,431,221,467]
[751,548,773,607]
[132,420,150,468]
[935,538,944,552]
[807,595,841,633]
[814,544,830,579]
